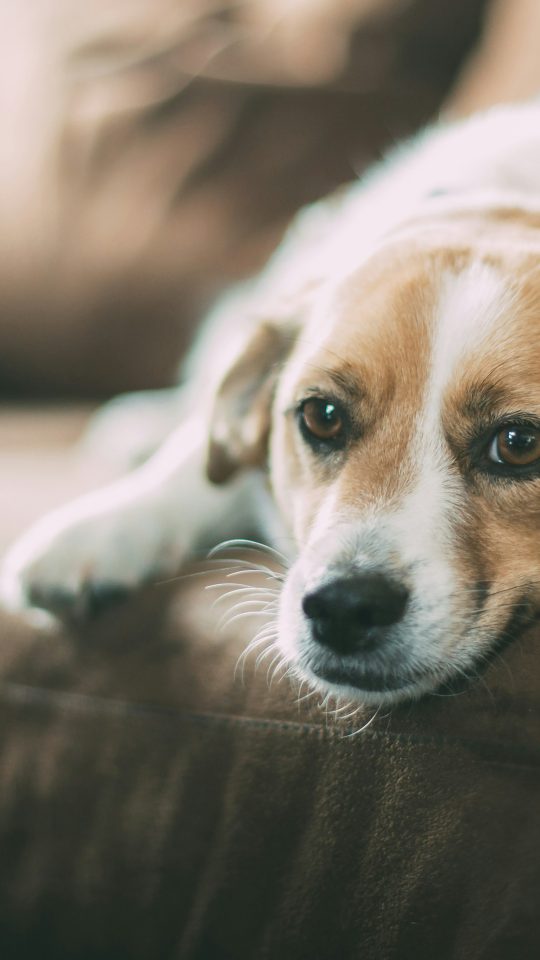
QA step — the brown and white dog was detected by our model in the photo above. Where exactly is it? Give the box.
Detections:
[2,99,540,706]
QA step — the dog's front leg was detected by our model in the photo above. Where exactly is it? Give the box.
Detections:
[0,416,259,622]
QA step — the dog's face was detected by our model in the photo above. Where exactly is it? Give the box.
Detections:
[209,209,540,704]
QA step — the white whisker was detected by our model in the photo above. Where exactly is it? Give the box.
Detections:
[266,651,284,685]
[333,703,361,722]
[331,699,357,717]
[212,584,278,603]
[224,568,283,582]
[206,552,280,579]
[218,604,276,631]
[210,586,278,612]
[343,705,382,738]
[255,642,279,670]
[296,687,317,705]
[209,538,290,566]
[269,657,290,689]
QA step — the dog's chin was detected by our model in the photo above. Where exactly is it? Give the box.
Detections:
[298,652,440,707]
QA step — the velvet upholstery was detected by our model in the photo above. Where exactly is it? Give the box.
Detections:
[0,409,539,959]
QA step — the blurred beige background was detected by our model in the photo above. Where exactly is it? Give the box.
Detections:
[1,0,494,397]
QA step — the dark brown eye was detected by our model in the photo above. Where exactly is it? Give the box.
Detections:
[300,398,345,444]
[488,425,540,467]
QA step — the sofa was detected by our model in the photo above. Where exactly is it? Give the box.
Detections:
[3,2,540,956]
[0,407,539,959]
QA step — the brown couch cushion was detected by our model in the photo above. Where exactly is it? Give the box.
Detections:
[0,407,539,959]
[1,585,540,960]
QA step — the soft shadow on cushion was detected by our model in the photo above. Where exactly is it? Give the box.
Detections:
[0,573,539,960]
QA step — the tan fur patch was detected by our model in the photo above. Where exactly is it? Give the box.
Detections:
[272,205,540,664]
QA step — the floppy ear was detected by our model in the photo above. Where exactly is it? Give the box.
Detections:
[205,180,343,483]
[206,320,296,484]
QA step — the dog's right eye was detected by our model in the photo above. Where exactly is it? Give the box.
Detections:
[488,424,540,468]
[298,398,346,449]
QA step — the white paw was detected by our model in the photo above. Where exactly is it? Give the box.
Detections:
[0,494,183,622]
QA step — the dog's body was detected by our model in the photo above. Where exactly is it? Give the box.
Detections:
[3,99,540,706]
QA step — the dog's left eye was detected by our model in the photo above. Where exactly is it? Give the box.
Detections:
[488,425,540,468]
[299,398,346,447]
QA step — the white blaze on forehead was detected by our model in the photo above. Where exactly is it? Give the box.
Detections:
[412,262,516,489]
[387,265,514,583]
[428,262,515,410]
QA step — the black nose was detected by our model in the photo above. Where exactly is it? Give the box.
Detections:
[302,573,409,654]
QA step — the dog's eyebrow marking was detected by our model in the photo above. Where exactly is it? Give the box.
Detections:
[308,366,364,399]
[459,382,507,420]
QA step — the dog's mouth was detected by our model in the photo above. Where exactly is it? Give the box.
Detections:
[301,650,430,696]
[300,594,538,700]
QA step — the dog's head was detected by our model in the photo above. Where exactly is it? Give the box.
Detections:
[207,207,540,704]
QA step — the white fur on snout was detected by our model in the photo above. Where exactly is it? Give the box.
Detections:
[278,264,521,702]
[276,492,466,705]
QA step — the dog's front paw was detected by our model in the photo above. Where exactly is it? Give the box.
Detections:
[0,499,181,623]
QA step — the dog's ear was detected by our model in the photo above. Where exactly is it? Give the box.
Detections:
[205,185,340,483]
[206,320,296,484]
